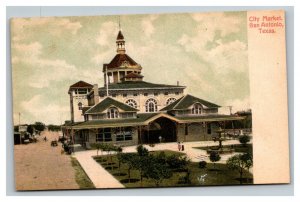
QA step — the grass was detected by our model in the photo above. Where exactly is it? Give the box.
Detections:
[71,157,95,189]
[193,144,253,154]
[93,150,253,188]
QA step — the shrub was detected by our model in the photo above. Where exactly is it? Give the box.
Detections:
[199,161,207,169]
[136,145,149,156]
[239,135,251,146]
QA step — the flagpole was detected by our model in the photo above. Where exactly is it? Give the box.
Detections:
[106,65,109,97]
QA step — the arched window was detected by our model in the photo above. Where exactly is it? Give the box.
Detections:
[125,99,137,108]
[78,102,82,110]
[166,98,176,105]
[191,103,202,115]
[145,98,158,112]
[107,107,119,119]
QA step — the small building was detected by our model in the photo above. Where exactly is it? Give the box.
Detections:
[63,29,245,147]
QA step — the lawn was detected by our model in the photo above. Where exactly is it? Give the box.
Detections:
[93,150,253,188]
[71,157,95,189]
[193,144,253,154]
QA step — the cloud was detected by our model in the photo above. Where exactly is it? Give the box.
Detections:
[20,95,69,124]
[11,17,82,41]
[12,42,77,89]
[96,21,118,46]
[178,12,247,74]
[141,15,159,38]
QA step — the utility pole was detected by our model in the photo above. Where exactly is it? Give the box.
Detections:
[18,112,21,126]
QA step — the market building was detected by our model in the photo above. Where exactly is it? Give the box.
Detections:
[63,30,245,147]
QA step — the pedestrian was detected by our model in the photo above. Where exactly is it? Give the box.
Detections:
[159,135,162,143]
[44,136,47,142]
[181,143,185,151]
[178,142,181,151]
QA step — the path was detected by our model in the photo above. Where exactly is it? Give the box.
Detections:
[74,150,124,189]
[14,131,79,191]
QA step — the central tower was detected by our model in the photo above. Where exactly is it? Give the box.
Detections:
[103,30,143,85]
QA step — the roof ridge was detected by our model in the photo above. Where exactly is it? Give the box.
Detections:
[173,94,188,109]
[84,97,110,114]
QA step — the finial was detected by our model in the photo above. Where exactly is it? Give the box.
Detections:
[118,15,121,31]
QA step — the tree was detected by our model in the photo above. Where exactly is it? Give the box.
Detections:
[95,143,102,156]
[34,122,45,131]
[136,145,149,157]
[116,147,123,175]
[26,125,34,135]
[145,155,172,187]
[166,154,189,171]
[209,151,221,169]
[227,153,253,184]
[239,135,251,147]
[119,153,138,183]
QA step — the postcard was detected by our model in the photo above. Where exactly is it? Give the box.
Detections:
[10,10,289,190]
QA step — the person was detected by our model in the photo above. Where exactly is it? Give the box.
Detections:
[159,135,162,143]
[181,142,185,151]
[43,136,47,142]
[178,142,181,151]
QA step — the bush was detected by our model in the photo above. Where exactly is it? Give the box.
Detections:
[166,155,189,170]
[199,161,207,169]
[239,135,251,146]
[136,145,149,156]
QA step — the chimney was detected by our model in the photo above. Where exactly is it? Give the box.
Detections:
[93,84,99,104]
[177,81,179,86]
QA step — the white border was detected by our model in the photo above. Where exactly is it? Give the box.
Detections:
[1,1,298,201]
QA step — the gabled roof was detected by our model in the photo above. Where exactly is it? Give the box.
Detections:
[117,30,124,40]
[85,97,138,114]
[104,54,139,70]
[98,81,185,91]
[69,80,93,93]
[160,94,220,111]
[69,80,93,89]
[124,72,144,78]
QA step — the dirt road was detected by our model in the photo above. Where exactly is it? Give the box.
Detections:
[14,131,79,191]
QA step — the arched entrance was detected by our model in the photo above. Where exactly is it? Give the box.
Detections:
[141,117,177,144]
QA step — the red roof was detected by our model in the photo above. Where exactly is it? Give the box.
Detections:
[124,72,144,78]
[104,54,139,70]
[69,80,93,89]
[117,31,124,40]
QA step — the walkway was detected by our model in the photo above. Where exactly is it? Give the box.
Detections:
[73,139,245,189]
[74,150,124,189]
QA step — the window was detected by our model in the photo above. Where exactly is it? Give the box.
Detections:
[207,123,212,134]
[166,98,176,105]
[78,89,87,94]
[175,92,179,95]
[123,94,127,97]
[125,99,137,108]
[91,114,104,120]
[144,93,148,96]
[145,98,158,112]
[96,128,112,142]
[133,93,138,96]
[164,92,169,95]
[107,107,119,119]
[191,103,202,115]
[154,93,158,96]
[112,94,117,97]
[116,131,132,141]
[78,102,82,110]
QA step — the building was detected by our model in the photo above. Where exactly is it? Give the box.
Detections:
[63,29,245,147]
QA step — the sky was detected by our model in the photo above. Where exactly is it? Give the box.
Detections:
[11,11,250,125]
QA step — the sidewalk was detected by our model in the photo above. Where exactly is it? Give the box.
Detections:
[74,150,124,189]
